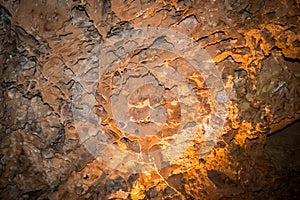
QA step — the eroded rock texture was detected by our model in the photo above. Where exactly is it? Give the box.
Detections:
[0,0,299,199]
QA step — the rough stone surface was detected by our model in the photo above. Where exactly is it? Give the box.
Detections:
[0,0,299,199]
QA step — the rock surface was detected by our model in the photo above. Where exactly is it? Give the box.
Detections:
[0,0,299,199]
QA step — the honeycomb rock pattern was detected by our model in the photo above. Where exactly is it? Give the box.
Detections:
[0,0,299,199]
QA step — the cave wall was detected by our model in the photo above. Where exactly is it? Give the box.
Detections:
[0,0,299,199]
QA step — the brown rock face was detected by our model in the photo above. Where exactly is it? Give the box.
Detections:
[0,0,299,199]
